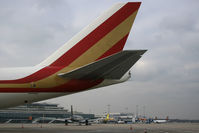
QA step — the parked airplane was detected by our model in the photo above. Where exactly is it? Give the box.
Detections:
[64,105,91,125]
[0,2,146,109]
[153,119,167,123]
[32,105,90,125]
[153,116,169,124]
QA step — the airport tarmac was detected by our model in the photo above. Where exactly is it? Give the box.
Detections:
[0,123,199,133]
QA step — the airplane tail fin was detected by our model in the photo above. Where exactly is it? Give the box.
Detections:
[71,105,73,116]
[71,105,74,120]
[107,114,110,119]
[105,113,110,121]
[38,2,141,71]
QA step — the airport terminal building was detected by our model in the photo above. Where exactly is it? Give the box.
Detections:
[0,103,94,123]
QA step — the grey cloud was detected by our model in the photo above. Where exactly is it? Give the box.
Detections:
[0,0,76,66]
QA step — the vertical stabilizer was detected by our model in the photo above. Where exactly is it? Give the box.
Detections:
[38,2,141,69]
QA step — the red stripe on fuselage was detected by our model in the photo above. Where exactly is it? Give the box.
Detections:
[0,66,61,84]
[0,79,103,92]
[0,2,140,85]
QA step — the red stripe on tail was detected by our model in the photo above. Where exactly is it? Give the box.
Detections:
[50,2,140,66]
[97,33,129,60]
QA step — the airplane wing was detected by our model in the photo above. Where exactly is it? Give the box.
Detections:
[58,50,146,80]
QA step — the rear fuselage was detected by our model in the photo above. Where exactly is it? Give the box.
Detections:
[0,66,130,109]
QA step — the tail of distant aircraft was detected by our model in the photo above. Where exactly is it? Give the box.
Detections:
[106,113,110,120]
[105,113,114,121]
[71,105,73,119]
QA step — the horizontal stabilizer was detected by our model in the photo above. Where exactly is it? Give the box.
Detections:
[58,50,146,80]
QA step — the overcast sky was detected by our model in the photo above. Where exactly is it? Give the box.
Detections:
[0,0,199,120]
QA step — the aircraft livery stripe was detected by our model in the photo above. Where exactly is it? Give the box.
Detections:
[49,2,140,66]
[96,33,129,60]
[0,79,104,92]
